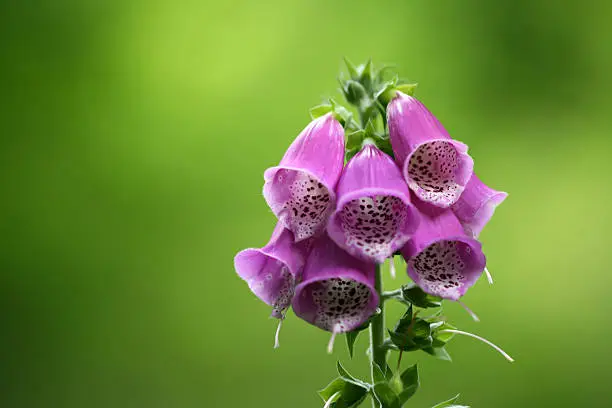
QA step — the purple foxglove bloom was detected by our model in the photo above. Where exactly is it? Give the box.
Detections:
[327,141,420,263]
[263,113,345,242]
[451,174,508,238]
[292,236,379,334]
[234,222,308,319]
[401,200,486,300]
[387,92,474,208]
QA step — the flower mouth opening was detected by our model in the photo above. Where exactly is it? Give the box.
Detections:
[266,169,333,241]
[408,240,478,300]
[407,141,464,206]
[338,195,409,262]
[237,250,296,316]
[310,277,372,332]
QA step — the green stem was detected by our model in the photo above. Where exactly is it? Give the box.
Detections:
[369,264,386,407]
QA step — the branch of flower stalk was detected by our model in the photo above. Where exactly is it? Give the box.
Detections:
[381,289,402,301]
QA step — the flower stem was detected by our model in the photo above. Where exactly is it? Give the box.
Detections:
[369,264,386,406]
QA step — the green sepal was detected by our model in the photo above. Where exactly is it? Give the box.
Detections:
[309,99,355,129]
[401,284,442,308]
[395,83,418,96]
[431,394,469,408]
[372,382,401,408]
[344,316,372,358]
[318,377,370,408]
[345,130,366,161]
[432,322,457,348]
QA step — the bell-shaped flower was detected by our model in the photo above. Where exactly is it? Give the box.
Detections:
[234,222,308,319]
[401,199,486,300]
[387,92,473,208]
[292,236,379,335]
[451,174,508,238]
[327,141,420,263]
[263,113,345,241]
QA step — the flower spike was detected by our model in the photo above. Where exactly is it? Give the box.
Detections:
[401,199,486,300]
[451,174,508,238]
[293,236,379,333]
[387,92,474,208]
[327,141,420,263]
[263,113,345,241]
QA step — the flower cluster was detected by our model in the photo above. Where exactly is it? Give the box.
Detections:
[234,60,510,407]
[235,92,506,334]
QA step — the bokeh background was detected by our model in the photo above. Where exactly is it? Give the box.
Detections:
[2,0,612,407]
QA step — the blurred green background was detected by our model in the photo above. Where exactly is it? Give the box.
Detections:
[1,0,611,407]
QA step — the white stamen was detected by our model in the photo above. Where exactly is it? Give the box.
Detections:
[273,319,283,349]
[457,300,480,322]
[327,324,341,354]
[439,329,514,362]
[484,267,494,285]
[389,257,396,279]
[324,391,341,408]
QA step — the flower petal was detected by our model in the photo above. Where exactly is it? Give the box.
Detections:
[388,93,474,207]
[451,174,508,237]
[401,200,486,300]
[292,236,379,332]
[263,114,344,241]
[327,142,420,263]
[234,222,308,317]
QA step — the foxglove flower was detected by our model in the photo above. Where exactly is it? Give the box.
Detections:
[401,200,486,301]
[234,222,308,319]
[327,141,420,263]
[292,236,379,335]
[451,174,508,238]
[263,113,345,241]
[387,92,474,208]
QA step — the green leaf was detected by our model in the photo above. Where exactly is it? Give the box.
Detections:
[398,364,419,404]
[388,330,419,352]
[337,361,370,388]
[401,284,442,308]
[372,382,401,408]
[372,363,387,384]
[345,331,360,359]
[336,384,369,408]
[318,377,369,408]
[431,394,470,408]
[346,130,366,150]
[423,346,452,361]
[319,378,345,401]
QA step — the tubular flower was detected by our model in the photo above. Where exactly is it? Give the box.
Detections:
[292,236,379,334]
[263,113,345,241]
[327,141,420,263]
[234,222,308,319]
[401,200,486,300]
[387,92,473,208]
[451,174,508,238]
